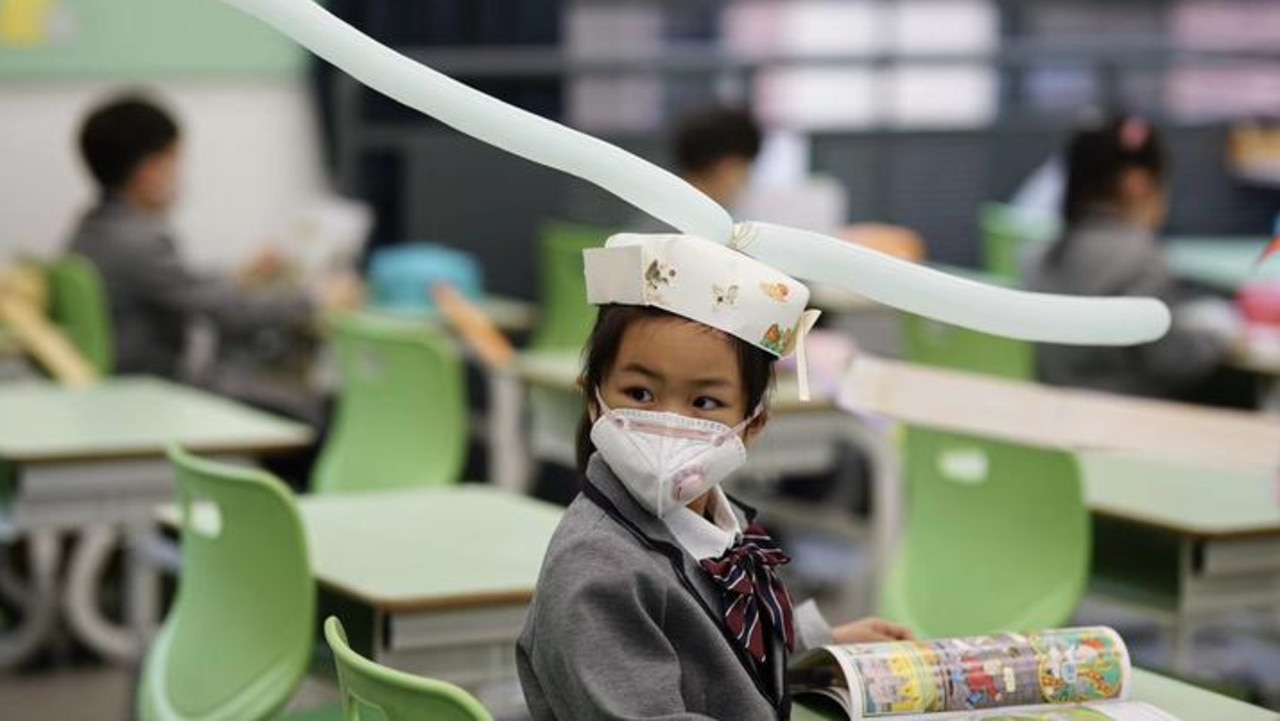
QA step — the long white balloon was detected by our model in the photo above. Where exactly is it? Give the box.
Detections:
[737,222,1170,344]
[216,0,1171,346]
[219,0,733,241]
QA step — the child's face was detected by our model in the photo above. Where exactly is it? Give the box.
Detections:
[597,316,751,432]
[1117,167,1167,232]
[129,143,181,213]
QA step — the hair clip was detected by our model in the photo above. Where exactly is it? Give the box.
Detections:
[1120,117,1150,151]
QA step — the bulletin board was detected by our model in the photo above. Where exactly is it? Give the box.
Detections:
[0,0,304,79]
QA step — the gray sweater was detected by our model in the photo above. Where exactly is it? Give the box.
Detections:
[1024,215,1228,398]
[68,199,313,379]
[517,456,833,720]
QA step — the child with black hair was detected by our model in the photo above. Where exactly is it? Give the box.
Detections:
[517,233,910,720]
[674,106,763,210]
[1027,115,1248,406]
[68,92,360,379]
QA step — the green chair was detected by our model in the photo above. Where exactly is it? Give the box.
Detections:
[46,254,113,376]
[900,313,1035,381]
[881,427,1090,638]
[313,315,467,494]
[140,446,314,721]
[528,221,612,353]
[324,616,493,721]
[980,203,1059,283]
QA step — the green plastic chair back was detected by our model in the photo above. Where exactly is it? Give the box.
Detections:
[881,427,1090,638]
[313,315,467,494]
[324,617,493,721]
[901,313,1035,381]
[47,254,113,375]
[528,222,611,353]
[140,446,314,721]
[980,203,1059,282]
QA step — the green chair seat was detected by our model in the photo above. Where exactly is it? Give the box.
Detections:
[313,315,467,494]
[140,446,314,721]
[528,221,613,354]
[47,254,114,376]
[325,616,493,721]
[881,428,1090,638]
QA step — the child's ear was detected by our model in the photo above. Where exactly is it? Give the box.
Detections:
[581,377,600,422]
[744,411,769,446]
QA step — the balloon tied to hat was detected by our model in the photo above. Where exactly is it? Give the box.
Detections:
[211,0,1172,352]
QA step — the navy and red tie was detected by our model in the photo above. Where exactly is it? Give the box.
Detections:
[699,522,796,664]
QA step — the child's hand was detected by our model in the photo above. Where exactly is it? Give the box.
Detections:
[240,247,290,287]
[318,271,365,314]
[831,617,914,644]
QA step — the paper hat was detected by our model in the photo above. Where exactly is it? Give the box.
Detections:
[585,233,817,359]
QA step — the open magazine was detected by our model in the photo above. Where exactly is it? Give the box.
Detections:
[789,627,1177,720]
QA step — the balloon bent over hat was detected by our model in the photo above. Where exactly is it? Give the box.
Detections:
[211,0,1172,395]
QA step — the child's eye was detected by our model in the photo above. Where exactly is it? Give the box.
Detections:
[693,396,725,411]
[624,387,654,403]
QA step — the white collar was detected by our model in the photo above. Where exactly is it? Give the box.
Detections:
[661,486,742,560]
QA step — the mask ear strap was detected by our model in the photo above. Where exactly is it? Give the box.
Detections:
[594,389,613,416]
[732,401,767,435]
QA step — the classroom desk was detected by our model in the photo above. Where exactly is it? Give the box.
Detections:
[1166,236,1274,293]
[495,350,898,614]
[792,668,1280,720]
[1229,336,1280,412]
[1080,450,1280,671]
[0,377,311,666]
[158,486,561,694]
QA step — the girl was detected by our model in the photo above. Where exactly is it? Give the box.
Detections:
[1026,115,1248,406]
[517,233,910,720]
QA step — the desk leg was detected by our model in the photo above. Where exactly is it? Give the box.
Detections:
[1170,538,1195,673]
[0,544,33,607]
[837,418,899,608]
[489,371,531,494]
[126,521,159,647]
[63,524,138,662]
[1259,375,1280,415]
[0,530,62,668]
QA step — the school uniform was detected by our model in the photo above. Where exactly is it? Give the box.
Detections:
[516,454,833,721]
[68,198,313,379]
[1025,213,1229,398]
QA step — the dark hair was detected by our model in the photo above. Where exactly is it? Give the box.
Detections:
[575,305,776,472]
[1046,114,1167,266]
[79,94,180,193]
[673,107,763,176]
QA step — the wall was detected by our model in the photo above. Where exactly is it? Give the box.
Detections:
[0,79,326,270]
[0,0,324,270]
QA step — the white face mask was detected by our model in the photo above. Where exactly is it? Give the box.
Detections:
[590,391,760,517]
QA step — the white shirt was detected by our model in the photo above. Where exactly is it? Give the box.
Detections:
[662,485,836,651]
[661,486,742,560]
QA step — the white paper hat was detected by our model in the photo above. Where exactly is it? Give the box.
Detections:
[585,233,822,395]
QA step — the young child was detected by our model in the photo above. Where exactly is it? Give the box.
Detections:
[1026,115,1248,406]
[68,93,360,379]
[517,233,910,720]
[674,106,762,210]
